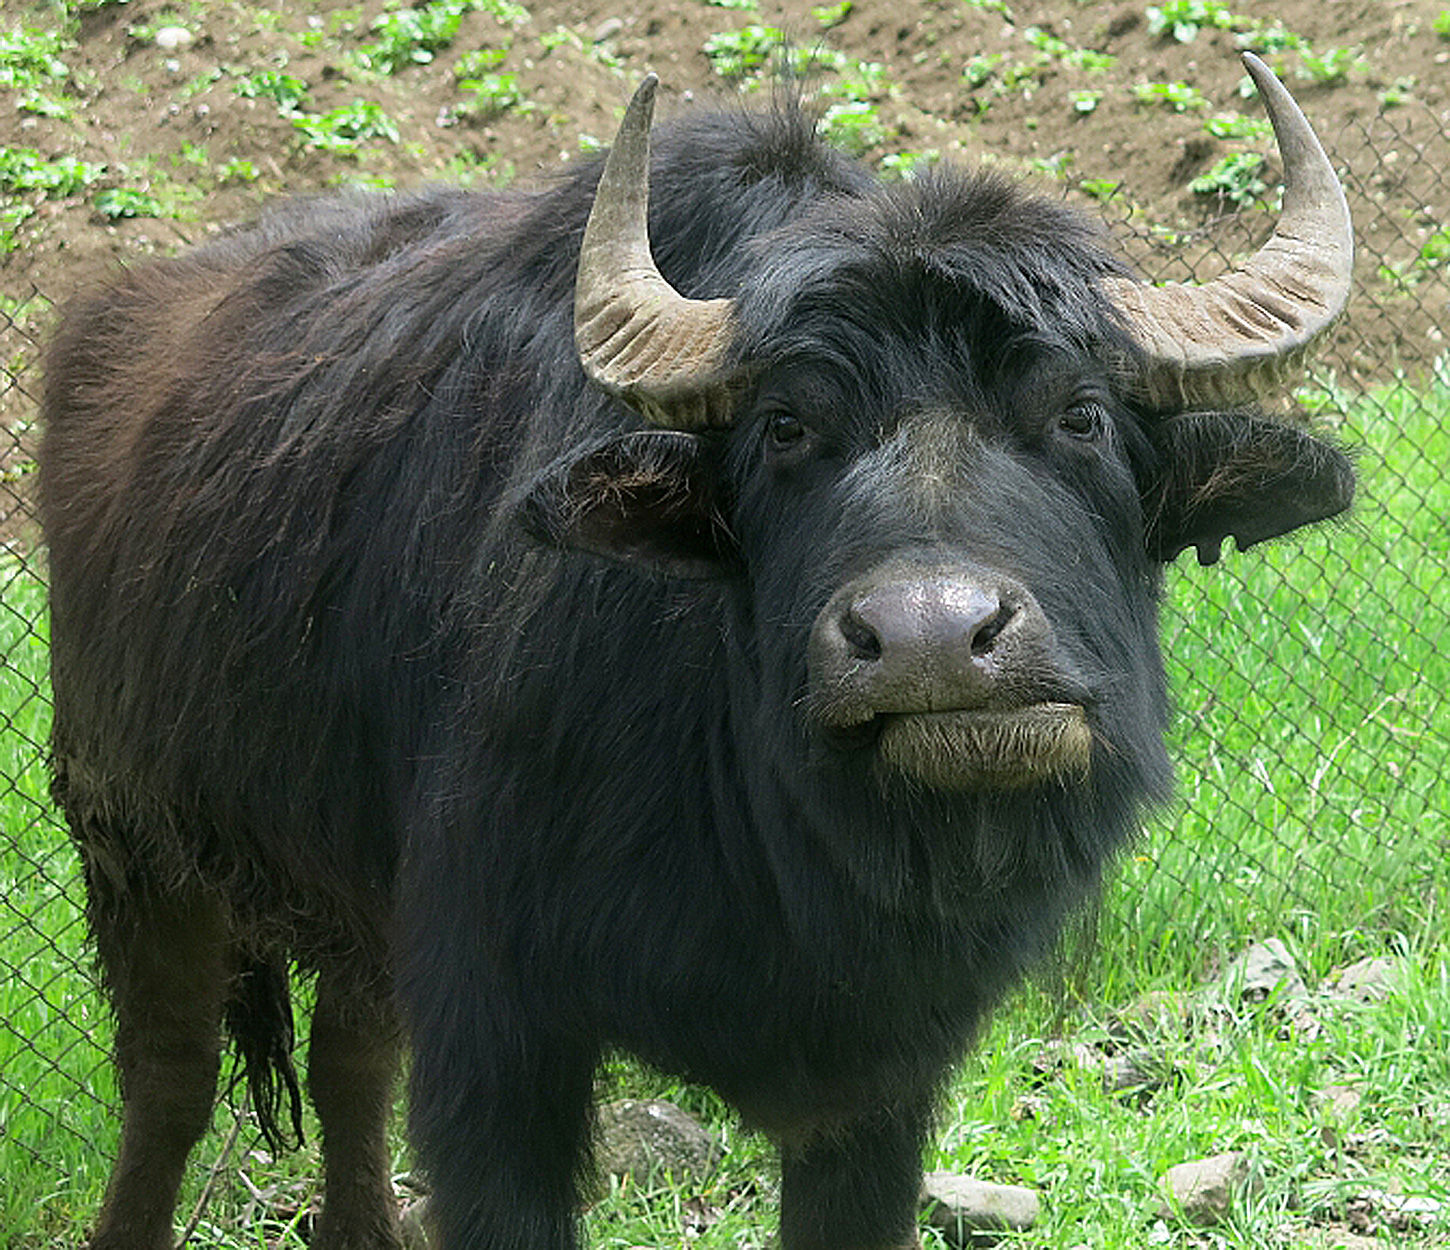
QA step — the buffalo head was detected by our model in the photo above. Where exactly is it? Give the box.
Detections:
[533,56,1353,798]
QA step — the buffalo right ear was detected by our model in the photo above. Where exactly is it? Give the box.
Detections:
[1143,412,1355,566]
[521,430,742,579]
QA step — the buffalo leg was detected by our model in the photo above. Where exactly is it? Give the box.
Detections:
[308,968,405,1250]
[778,1099,933,1250]
[87,886,230,1250]
[406,986,597,1249]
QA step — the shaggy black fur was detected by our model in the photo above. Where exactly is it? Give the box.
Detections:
[40,95,1351,1250]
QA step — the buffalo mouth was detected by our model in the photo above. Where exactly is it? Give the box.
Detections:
[828,702,1093,791]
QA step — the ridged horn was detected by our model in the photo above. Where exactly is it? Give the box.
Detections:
[575,74,737,429]
[1105,53,1354,410]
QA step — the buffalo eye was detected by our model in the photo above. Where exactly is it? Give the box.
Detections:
[766,410,807,450]
[1057,400,1105,441]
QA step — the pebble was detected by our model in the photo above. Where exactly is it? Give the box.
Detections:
[593,17,624,43]
[596,1098,721,1185]
[921,1172,1041,1245]
[1156,1151,1259,1226]
[152,26,194,52]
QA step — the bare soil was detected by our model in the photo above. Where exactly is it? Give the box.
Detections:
[2,0,1448,436]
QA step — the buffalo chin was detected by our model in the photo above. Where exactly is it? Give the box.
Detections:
[876,703,1092,790]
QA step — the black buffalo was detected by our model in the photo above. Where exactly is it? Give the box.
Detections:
[40,54,1352,1250]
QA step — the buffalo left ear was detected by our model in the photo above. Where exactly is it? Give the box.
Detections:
[521,430,742,579]
[1144,412,1355,565]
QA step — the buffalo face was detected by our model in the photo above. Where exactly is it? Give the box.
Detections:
[534,62,1353,805]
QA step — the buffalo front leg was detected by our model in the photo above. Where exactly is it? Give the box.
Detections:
[407,1013,598,1249]
[308,968,405,1250]
[778,1098,933,1250]
[87,887,230,1250]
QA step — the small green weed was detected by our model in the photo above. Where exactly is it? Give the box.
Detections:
[0,25,71,92]
[1296,45,1363,85]
[812,0,852,28]
[962,52,1005,89]
[0,147,105,197]
[961,33,1110,106]
[1203,111,1270,140]
[1433,9,1450,37]
[1132,80,1208,111]
[356,2,470,73]
[701,25,785,78]
[702,0,759,8]
[818,100,886,156]
[1377,76,1415,108]
[93,186,163,218]
[293,102,400,154]
[535,24,624,69]
[456,70,528,120]
[1071,89,1102,114]
[1146,0,1250,43]
[447,149,514,186]
[1032,150,1074,178]
[455,48,508,75]
[475,0,531,25]
[353,0,528,74]
[1024,26,1115,72]
[1022,26,1069,56]
[1419,230,1450,269]
[878,148,938,179]
[1079,177,1121,201]
[0,202,35,253]
[217,157,260,184]
[1381,230,1450,290]
[1190,151,1266,206]
[822,60,891,104]
[18,90,71,119]
[1238,20,1309,54]
[233,69,310,115]
[179,66,223,100]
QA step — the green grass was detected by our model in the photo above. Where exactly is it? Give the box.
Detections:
[0,560,119,1248]
[2,373,1446,1246]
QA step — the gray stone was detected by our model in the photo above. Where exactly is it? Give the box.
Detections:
[1104,1047,1174,1101]
[1108,989,1198,1041]
[592,17,625,43]
[152,26,194,52]
[596,1098,721,1185]
[1032,1039,1103,1076]
[1324,957,1402,1004]
[1316,1083,1364,1148]
[1358,1187,1445,1229]
[1224,938,1308,1003]
[1281,1226,1383,1249]
[920,1171,1040,1246]
[1318,1083,1363,1120]
[1156,1151,1259,1226]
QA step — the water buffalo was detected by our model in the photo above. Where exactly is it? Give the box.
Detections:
[40,53,1352,1250]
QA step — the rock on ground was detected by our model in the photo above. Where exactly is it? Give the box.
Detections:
[1323,957,1404,1004]
[920,1171,1041,1246]
[1156,1151,1260,1227]
[595,1098,722,1186]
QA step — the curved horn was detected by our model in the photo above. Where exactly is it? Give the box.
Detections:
[1105,53,1354,410]
[575,74,737,429]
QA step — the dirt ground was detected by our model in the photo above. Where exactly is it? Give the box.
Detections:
[3,0,1448,391]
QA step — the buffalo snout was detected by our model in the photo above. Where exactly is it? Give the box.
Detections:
[808,559,1093,789]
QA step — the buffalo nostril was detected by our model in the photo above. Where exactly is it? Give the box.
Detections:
[970,602,1016,656]
[838,608,883,662]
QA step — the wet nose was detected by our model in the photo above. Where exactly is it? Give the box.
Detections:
[809,566,1052,716]
[838,580,1015,668]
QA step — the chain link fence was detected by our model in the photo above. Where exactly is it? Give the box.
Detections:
[1,104,1447,1234]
